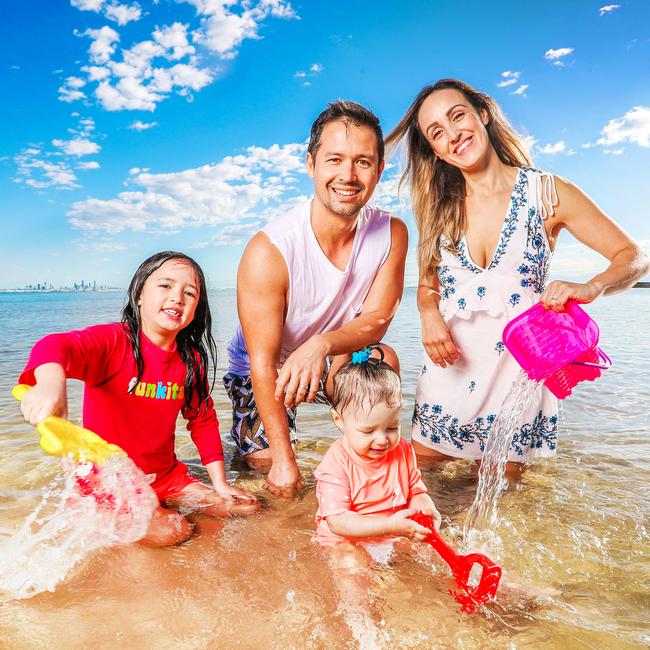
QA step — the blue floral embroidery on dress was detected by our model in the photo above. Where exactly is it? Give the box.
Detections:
[437,264,457,299]
[487,169,527,270]
[413,403,557,455]
[509,293,521,306]
[413,402,496,452]
[495,341,505,355]
[456,239,482,274]
[457,298,467,310]
[421,365,427,376]
[477,286,486,300]
[517,201,551,294]
[510,412,557,456]
[468,380,476,393]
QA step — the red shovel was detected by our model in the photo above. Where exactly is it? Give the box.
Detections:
[411,512,502,612]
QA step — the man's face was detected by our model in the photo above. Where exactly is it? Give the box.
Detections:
[306,120,384,218]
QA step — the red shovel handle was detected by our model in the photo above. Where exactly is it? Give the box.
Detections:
[411,512,502,605]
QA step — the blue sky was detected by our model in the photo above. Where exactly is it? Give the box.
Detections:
[1,0,649,289]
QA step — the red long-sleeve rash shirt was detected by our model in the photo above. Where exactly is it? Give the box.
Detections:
[19,323,223,480]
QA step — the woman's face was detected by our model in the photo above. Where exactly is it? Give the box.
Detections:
[417,88,490,171]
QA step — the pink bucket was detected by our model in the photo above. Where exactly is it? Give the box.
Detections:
[502,301,611,399]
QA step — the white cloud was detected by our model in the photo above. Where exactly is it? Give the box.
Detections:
[14,148,79,190]
[512,84,528,96]
[496,70,520,88]
[599,4,621,16]
[597,106,650,148]
[604,148,624,155]
[53,137,101,156]
[544,47,574,65]
[129,119,158,131]
[153,23,195,59]
[189,0,297,59]
[77,161,101,169]
[71,0,142,24]
[67,142,308,233]
[71,0,104,10]
[104,3,142,25]
[79,26,120,65]
[537,141,566,155]
[294,62,324,85]
[64,1,297,112]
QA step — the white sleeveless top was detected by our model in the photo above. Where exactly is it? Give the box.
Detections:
[227,198,392,375]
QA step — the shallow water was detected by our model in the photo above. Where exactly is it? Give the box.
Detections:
[0,288,648,649]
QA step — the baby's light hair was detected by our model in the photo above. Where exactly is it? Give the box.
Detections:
[331,353,402,415]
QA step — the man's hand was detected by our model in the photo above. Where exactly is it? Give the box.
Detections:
[274,335,330,407]
[266,458,303,498]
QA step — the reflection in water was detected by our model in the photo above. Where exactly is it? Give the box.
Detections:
[0,289,648,648]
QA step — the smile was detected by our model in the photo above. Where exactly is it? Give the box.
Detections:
[454,137,473,155]
[331,187,361,197]
[162,309,182,319]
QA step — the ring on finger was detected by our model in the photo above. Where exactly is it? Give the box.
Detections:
[550,295,557,301]
[298,384,309,391]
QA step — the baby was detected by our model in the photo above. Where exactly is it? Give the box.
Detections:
[314,347,440,547]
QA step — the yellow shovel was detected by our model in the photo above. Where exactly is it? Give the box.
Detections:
[12,384,125,464]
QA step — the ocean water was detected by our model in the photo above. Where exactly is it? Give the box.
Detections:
[0,288,648,649]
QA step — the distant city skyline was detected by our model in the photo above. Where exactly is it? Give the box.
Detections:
[2,1,649,289]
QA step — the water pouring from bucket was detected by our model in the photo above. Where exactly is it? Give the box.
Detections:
[463,301,612,543]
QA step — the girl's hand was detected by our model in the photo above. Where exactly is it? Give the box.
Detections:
[540,280,602,311]
[213,483,258,502]
[213,483,261,515]
[21,374,68,425]
[421,309,461,368]
[387,508,432,541]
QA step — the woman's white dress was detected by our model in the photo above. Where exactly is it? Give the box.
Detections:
[411,167,559,461]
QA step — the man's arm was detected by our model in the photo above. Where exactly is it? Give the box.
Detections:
[276,217,408,406]
[237,232,302,497]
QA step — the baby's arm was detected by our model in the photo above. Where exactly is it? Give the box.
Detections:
[20,363,68,424]
[407,492,441,530]
[326,508,432,542]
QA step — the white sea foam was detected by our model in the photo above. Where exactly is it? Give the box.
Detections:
[0,456,157,600]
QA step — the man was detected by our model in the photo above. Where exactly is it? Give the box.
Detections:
[225,100,408,497]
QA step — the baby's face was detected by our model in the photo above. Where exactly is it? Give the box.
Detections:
[334,400,402,461]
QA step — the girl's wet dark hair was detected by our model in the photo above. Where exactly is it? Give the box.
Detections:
[121,251,217,413]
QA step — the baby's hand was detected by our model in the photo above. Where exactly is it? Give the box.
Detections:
[417,506,442,531]
[387,508,432,541]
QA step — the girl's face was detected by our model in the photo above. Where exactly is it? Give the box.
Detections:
[417,88,490,171]
[332,400,402,461]
[138,259,200,348]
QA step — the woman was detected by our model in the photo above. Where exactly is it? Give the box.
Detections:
[386,79,648,471]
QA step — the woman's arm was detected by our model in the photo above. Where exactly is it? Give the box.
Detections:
[326,507,432,542]
[541,176,650,310]
[418,271,461,367]
[20,362,68,424]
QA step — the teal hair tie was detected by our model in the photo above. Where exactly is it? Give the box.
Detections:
[351,348,372,364]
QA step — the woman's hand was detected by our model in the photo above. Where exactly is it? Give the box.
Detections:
[421,308,461,368]
[540,280,603,311]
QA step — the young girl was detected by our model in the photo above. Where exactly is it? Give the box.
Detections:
[314,347,440,547]
[18,251,259,547]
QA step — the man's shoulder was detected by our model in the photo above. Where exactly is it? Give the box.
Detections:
[261,198,310,241]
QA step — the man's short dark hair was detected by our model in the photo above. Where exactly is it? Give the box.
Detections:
[307,100,384,163]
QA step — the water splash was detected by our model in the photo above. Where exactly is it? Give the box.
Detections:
[0,456,157,600]
[463,371,540,543]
